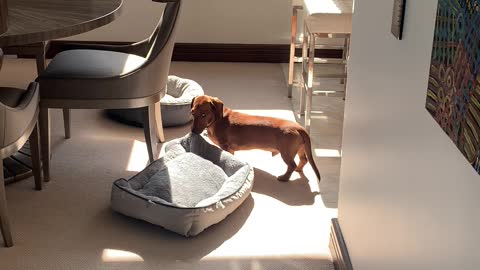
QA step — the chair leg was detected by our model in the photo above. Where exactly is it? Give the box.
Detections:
[305,31,315,132]
[0,162,13,247]
[288,6,299,98]
[143,105,158,163]
[154,102,165,143]
[63,109,71,139]
[39,107,51,182]
[299,21,309,116]
[29,123,42,190]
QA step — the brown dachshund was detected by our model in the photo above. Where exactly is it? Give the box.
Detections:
[191,95,321,182]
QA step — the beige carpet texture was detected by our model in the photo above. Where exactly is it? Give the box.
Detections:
[0,59,342,270]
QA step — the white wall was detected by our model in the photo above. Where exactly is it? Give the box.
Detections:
[66,0,292,44]
[338,0,480,269]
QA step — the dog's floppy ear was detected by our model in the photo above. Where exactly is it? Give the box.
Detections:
[209,97,224,120]
[190,96,197,109]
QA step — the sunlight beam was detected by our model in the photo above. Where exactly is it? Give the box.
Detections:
[126,140,149,172]
[121,54,145,74]
[304,0,342,14]
[102,249,144,262]
[236,110,296,121]
[314,148,341,157]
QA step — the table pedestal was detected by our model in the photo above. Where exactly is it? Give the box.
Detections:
[3,142,34,185]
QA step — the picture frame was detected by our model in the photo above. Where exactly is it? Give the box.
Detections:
[391,0,407,40]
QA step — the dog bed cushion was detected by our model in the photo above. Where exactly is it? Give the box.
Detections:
[111,133,254,236]
[160,75,204,127]
[106,75,204,127]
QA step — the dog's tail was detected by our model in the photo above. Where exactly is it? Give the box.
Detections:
[298,128,322,182]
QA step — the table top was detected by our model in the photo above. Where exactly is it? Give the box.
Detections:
[0,0,123,47]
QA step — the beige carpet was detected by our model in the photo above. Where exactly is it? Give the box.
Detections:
[0,59,340,270]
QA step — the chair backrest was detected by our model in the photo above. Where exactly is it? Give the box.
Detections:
[128,0,182,97]
[144,0,182,65]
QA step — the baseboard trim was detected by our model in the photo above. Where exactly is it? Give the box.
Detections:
[330,218,353,270]
[45,41,342,63]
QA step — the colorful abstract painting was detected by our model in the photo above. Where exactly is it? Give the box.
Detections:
[426,0,480,173]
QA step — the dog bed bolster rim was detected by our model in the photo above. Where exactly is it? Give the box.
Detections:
[113,160,254,211]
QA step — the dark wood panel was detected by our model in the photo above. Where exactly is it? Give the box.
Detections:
[329,218,354,270]
[46,41,343,63]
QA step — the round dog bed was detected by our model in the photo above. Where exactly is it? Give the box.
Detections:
[110,133,254,237]
[106,75,204,127]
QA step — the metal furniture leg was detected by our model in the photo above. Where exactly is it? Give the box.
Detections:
[288,6,299,98]
[305,31,315,132]
[299,21,309,116]
[343,35,351,98]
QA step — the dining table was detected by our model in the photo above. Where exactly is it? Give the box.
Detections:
[0,0,123,183]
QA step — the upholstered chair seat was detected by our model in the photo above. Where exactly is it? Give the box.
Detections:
[43,50,146,79]
[40,50,147,100]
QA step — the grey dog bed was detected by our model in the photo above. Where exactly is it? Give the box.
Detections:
[111,133,254,236]
[160,75,204,126]
[106,75,204,127]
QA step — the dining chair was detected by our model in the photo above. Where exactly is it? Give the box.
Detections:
[0,77,42,247]
[296,0,353,132]
[36,0,183,181]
